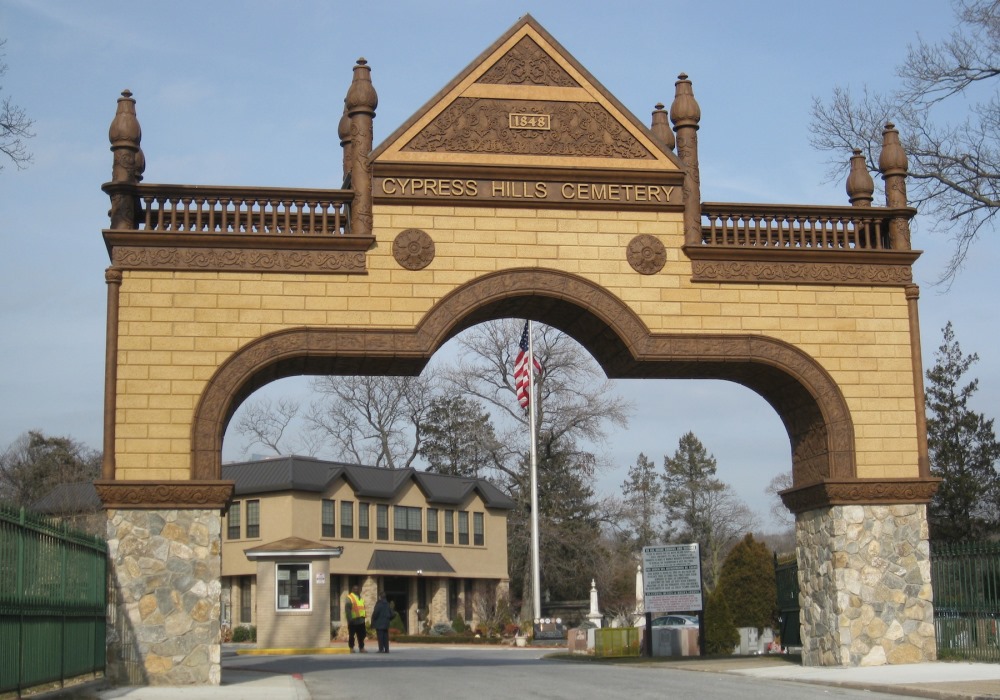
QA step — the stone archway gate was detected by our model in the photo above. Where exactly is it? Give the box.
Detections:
[96,15,939,684]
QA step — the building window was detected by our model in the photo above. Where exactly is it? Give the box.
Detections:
[276,562,311,611]
[473,512,484,546]
[444,510,454,545]
[227,501,241,540]
[322,499,335,537]
[458,511,469,545]
[426,508,439,544]
[376,504,389,541]
[240,575,252,624]
[394,505,422,542]
[358,502,370,539]
[340,500,354,539]
[246,500,260,539]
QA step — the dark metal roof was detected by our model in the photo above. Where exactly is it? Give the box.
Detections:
[31,481,101,515]
[367,549,455,573]
[222,456,515,510]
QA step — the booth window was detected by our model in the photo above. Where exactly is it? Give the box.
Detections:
[276,562,311,611]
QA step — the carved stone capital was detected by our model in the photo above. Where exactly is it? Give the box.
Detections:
[95,480,234,510]
[780,478,941,514]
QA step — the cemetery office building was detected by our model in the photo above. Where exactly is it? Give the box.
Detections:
[220,456,513,648]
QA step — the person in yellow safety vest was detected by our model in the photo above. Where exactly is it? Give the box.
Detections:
[346,585,367,653]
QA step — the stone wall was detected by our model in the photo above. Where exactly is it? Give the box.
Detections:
[796,504,936,666]
[106,508,222,685]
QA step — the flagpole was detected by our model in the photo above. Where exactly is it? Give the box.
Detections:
[527,320,541,622]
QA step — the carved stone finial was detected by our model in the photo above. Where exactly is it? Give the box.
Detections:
[650,102,675,151]
[669,73,701,130]
[846,148,874,207]
[109,89,145,184]
[346,57,378,116]
[879,123,911,249]
[107,89,145,230]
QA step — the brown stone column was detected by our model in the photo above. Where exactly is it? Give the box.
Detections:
[670,74,701,247]
[906,284,931,478]
[102,267,121,480]
[345,59,378,238]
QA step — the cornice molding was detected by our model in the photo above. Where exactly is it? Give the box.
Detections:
[685,246,920,286]
[780,478,941,514]
[95,480,234,510]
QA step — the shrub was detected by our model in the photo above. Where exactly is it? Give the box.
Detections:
[716,533,778,632]
[502,623,520,637]
[430,622,456,636]
[231,625,256,643]
[389,613,405,632]
[704,588,738,655]
[451,614,468,634]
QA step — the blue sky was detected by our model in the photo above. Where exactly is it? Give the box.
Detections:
[2,1,991,531]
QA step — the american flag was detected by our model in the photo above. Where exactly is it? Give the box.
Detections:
[513,320,542,409]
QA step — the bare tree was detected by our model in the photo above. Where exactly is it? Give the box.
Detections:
[232,397,322,458]
[809,0,1000,285]
[1,39,34,171]
[764,471,794,528]
[0,431,100,507]
[306,373,436,469]
[698,484,759,593]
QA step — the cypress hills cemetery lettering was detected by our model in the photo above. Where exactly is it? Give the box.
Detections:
[377,177,676,205]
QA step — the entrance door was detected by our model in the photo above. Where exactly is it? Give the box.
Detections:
[383,576,409,633]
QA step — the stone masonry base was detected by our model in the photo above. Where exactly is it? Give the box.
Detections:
[796,504,936,666]
[105,508,222,685]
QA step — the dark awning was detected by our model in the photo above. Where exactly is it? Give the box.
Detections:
[367,550,455,573]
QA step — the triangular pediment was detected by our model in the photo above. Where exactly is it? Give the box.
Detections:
[372,15,681,174]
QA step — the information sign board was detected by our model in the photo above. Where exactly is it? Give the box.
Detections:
[642,544,703,613]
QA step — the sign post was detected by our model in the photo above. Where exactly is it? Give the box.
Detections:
[642,544,704,656]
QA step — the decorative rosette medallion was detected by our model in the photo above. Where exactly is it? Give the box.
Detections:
[392,228,435,270]
[626,234,666,275]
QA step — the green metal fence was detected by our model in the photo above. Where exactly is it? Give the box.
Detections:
[0,505,107,695]
[594,627,641,657]
[931,541,1000,662]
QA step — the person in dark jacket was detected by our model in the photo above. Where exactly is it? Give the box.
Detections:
[370,591,393,653]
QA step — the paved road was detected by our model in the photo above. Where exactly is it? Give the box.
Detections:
[223,646,911,700]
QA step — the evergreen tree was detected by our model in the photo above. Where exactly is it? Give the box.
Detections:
[621,452,663,550]
[419,395,500,477]
[703,586,739,655]
[715,533,777,632]
[926,322,1000,541]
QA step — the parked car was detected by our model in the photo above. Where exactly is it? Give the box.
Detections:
[650,614,699,628]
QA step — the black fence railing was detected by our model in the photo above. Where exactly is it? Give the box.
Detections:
[931,541,1000,662]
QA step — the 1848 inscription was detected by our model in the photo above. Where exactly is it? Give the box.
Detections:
[377,177,678,207]
[509,113,551,130]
